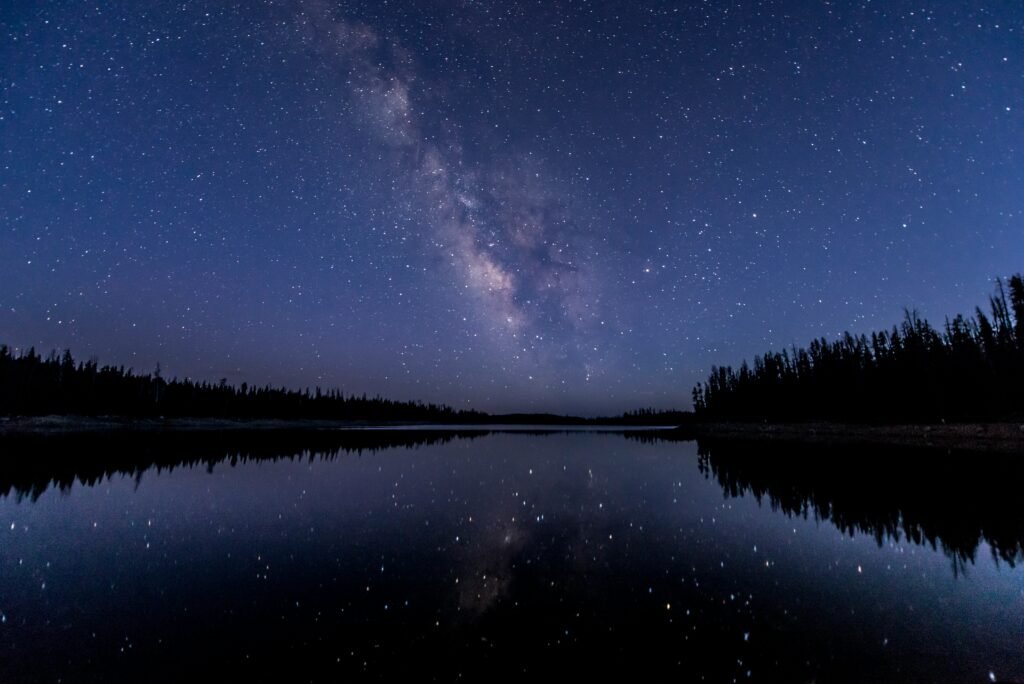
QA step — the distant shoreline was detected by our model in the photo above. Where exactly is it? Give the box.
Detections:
[3,415,1024,451]
[0,415,423,434]
[676,421,1024,451]
[0,415,675,435]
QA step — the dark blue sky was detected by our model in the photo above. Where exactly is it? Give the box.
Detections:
[2,0,1022,414]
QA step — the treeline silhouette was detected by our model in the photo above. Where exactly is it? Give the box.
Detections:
[0,345,485,422]
[696,438,1024,571]
[693,274,1024,422]
[0,344,692,425]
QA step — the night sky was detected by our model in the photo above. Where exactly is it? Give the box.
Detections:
[2,1,1022,414]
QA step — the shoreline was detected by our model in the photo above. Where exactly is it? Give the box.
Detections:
[3,415,1024,451]
[677,421,1024,451]
[0,415,388,434]
[0,415,673,435]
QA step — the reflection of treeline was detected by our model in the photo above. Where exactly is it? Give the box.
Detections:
[0,345,484,422]
[697,438,1024,569]
[693,274,1024,422]
[0,429,488,501]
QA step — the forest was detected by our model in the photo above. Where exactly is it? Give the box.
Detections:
[693,274,1024,422]
[0,345,688,425]
[0,345,483,422]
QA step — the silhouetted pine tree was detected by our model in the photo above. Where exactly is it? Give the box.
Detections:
[0,347,485,423]
[693,274,1024,422]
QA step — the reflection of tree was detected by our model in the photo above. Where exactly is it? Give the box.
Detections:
[0,429,489,501]
[695,438,1024,572]
[0,428,616,501]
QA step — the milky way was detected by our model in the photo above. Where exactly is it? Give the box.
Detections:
[1,1,1022,413]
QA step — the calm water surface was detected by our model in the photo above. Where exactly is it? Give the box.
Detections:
[0,430,1021,682]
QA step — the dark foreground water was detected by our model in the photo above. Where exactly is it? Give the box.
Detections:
[1,429,1022,682]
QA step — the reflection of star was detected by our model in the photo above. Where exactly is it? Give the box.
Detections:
[456,521,527,616]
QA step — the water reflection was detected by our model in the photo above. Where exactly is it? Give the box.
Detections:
[4,429,1024,571]
[0,429,490,501]
[0,430,1021,682]
[692,437,1024,572]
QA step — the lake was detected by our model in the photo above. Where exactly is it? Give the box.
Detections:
[1,429,1022,682]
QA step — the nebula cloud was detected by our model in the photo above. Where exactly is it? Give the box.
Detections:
[294,0,602,360]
